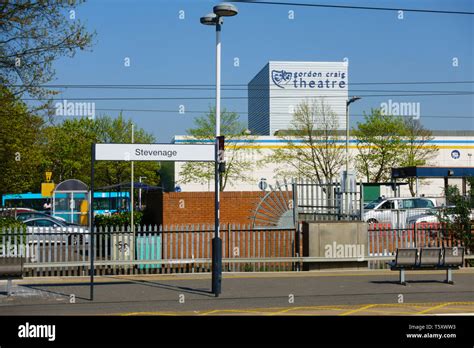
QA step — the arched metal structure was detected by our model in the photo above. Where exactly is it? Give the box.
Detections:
[251,179,297,229]
[53,179,89,225]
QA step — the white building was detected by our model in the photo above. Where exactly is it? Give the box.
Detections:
[248,61,348,135]
[172,131,474,198]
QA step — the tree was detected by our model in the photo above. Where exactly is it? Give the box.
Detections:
[353,109,408,183]
[94,114,160,188]
[179,107,259,191]
[439,179,474,259]
[401,118,438,196]
[41,117,96,184]
[41,114,160,188]
[267,99,344,183]
[0,87,44,197]
[0,0,94,99]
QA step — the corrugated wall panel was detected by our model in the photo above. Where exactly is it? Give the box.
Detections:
[248,64,270,135]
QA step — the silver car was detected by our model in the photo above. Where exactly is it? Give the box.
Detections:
[363,197,437,225]
[23,217,90,244]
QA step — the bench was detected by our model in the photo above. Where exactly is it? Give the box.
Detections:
[388,247,464,285]
[0,257,24,296]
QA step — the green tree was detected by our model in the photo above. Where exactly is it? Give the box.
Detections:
[266,99,344,183]
[353,109,408,183]
[94,114,160,188]
[401,118,438,196]
[42,114,160,188]
[0,87,44,197]
[179,107,259,191]
[41,117,96,184]
[0,0,94,99]
[439,179,474,258]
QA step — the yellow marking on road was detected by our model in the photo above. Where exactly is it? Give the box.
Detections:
[199,308,265,316]
[111,301,474,316]
[340,304,377,316]
[417,302,452,315]
[121,311,178,316]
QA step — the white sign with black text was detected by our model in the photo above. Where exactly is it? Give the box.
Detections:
[95,143,214,162]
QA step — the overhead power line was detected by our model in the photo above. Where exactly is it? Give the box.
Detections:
[7,81,474,88]
[230,1,474,15]
[21,92,474,101]
[91,108,473,119]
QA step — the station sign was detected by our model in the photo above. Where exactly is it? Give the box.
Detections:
[95,143,215,162]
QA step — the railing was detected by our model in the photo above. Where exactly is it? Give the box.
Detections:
[367,223,470,269]
[1,223,470,277]
[0,225,298,277]
[294,178,363,221]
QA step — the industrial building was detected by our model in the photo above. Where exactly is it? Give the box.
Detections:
[172,131,474,198]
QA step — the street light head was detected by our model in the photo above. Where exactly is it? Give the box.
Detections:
[347,96,361,106]
[213,3,238,17]
[200,13,218,25]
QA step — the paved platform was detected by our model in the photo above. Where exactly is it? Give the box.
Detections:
[0,269,473,316]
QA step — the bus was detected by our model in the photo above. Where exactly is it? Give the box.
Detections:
[2,192,131,222]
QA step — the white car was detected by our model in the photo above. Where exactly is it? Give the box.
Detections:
[23,217,89,244]
[407,207,474,226]
[363,197,437,224]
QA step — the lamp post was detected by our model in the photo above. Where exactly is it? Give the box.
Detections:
[200,2,238,297]
[138,176,147,211]
[345,96,361,188]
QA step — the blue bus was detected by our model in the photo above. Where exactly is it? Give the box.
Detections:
[2,192,130,222]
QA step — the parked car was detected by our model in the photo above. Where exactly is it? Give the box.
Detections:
[363,197,437,224]
[407,206,474,226]
[23,217,89,244]
[16,211,67,223]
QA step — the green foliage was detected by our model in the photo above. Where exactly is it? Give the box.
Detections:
[179,107,260,191]
[94,114,160,188]
[41,113,160,188]
[439,180,474,255]
[353,109,408,183]
[0,0,95,99]
[94,211,143,228]
[41,117,97,185]
[0,87,45,197]
[0,217,26,230]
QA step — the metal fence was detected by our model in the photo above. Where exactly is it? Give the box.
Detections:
[1,223,470,277]
[0,224,298,277]
[367,223,467,269]
[294,178,363,221]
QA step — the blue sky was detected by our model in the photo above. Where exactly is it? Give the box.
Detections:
[47,0,473,141]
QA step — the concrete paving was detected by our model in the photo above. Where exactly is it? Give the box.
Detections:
[0,269,473,315]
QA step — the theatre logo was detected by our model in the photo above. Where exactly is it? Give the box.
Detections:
[271,69,347,89]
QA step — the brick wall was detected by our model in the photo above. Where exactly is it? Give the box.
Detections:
[161,191,267,226]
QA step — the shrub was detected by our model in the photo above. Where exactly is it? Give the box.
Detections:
[94,211,143,228]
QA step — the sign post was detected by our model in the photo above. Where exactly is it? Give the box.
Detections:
[89,143,215,300]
